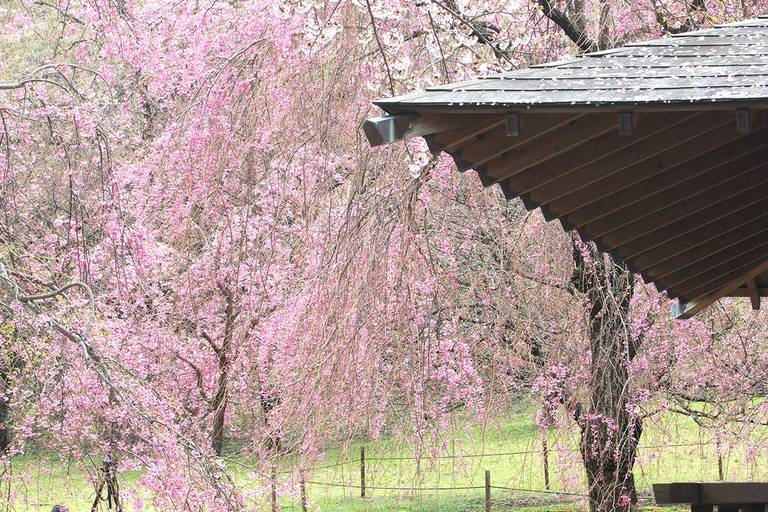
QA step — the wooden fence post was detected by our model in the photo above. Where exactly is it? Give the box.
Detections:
[300,475,307,512]
[542,437,550,490]
[485,469,491,512]
[271,462,277,512]
[360,446,366,498]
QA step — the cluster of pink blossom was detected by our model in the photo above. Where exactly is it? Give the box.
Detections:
[0,0,767,509]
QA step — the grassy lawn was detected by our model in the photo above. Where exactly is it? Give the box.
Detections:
[5,402,759,510]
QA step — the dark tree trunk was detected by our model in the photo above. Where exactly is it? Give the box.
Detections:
[0,395,10,453]
[208,284,238,457]
[0,353,21,454]
[572,239,642,512]
[210,365,229,457]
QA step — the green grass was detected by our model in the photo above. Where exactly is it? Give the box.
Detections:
[5,402,763,510]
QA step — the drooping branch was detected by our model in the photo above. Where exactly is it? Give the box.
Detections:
[533,0,598,53]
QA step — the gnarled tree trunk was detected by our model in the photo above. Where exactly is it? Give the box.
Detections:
[572,239,642,512]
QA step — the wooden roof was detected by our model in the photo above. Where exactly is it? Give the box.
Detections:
[364,18,768,319]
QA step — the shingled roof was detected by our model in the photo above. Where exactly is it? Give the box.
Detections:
[364,17,768,319]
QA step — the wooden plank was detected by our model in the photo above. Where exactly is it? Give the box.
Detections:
[631,201,768,268]
[601,168,768,248]
[641,218,768,277]
[542,112,766,216]
[615,186,767,261]
[655,482,768,506]
[748,277,762,310]
[729,288,768,297]
[676,250,768,300]
[458,114,581,168]
[431,118,507,153]
[499,111,701,194]
[365,113,501,146]
[653,483,701,504]
[564,130,767,227]
[483,114,620,182]
[654,231,768,289]
[700,482,768,505]
[590,163,768,241]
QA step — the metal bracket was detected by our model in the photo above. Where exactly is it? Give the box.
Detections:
[736,109,750,133]
[505,114,520,137]
[619,112,633,136]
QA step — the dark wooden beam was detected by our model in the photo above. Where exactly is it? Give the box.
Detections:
[729,288,768,298]
[483,113,619,181]
[630,200,768,268]
[544,112,767,216]
[641,218,768,277]
[364,113,500,146]
[615,186,767,260]
[675,261,768,319]
[528,110,741,209]
[564,129,768,227]
[676,249,768,300]
[592,163,768,241]
[747,277,761,310]
[431,118,506,153]
[458,114,581,167]
[498,111,701,194]
[602,172,768,249]
[655,231,768,290]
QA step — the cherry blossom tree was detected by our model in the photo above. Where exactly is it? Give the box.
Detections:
[0,1,767,511]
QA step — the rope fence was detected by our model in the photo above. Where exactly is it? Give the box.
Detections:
[260,438,739,511]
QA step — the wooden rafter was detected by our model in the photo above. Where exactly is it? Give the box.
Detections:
[674,262,768,319]
[564,133,768,227]
[747,276,761,310]
[500,111,701,196]
[483,114,619,182]
[631,201,768,269]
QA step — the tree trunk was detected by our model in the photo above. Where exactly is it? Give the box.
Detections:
[210,366,229,457]
[0,395,10,453]
[572,239,642,512]
[209,283,238,457]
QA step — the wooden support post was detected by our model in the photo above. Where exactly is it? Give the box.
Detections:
[360,446,366,498]
[300,476,307,512]
[747,277,761,310]
[271,463,278,512]
[718,454,724,481]
[485,470,491,512]
[542,437,550,490]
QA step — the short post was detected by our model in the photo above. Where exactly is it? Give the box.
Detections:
[542,437,550,490]
[360,446,366,498]
[718,454,724,481]
[270,463,277,512]
[485,469,491,512]
[300,475,307,512]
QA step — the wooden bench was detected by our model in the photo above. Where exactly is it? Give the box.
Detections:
[654,483,768,511]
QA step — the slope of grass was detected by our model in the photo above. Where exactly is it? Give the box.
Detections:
[4,402,757,511]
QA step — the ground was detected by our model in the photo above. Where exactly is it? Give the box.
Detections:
[6,401,752,510]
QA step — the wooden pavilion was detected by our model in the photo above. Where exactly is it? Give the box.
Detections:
[364,17,768,319]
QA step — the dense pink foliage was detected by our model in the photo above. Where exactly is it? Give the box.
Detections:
[1,0,767,509]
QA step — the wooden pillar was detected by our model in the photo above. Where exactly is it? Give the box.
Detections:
[360,446,366,498]
[485,470,491,512]
[542,437,550,490]
[300,475,307,512]
[270,463,277,512]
